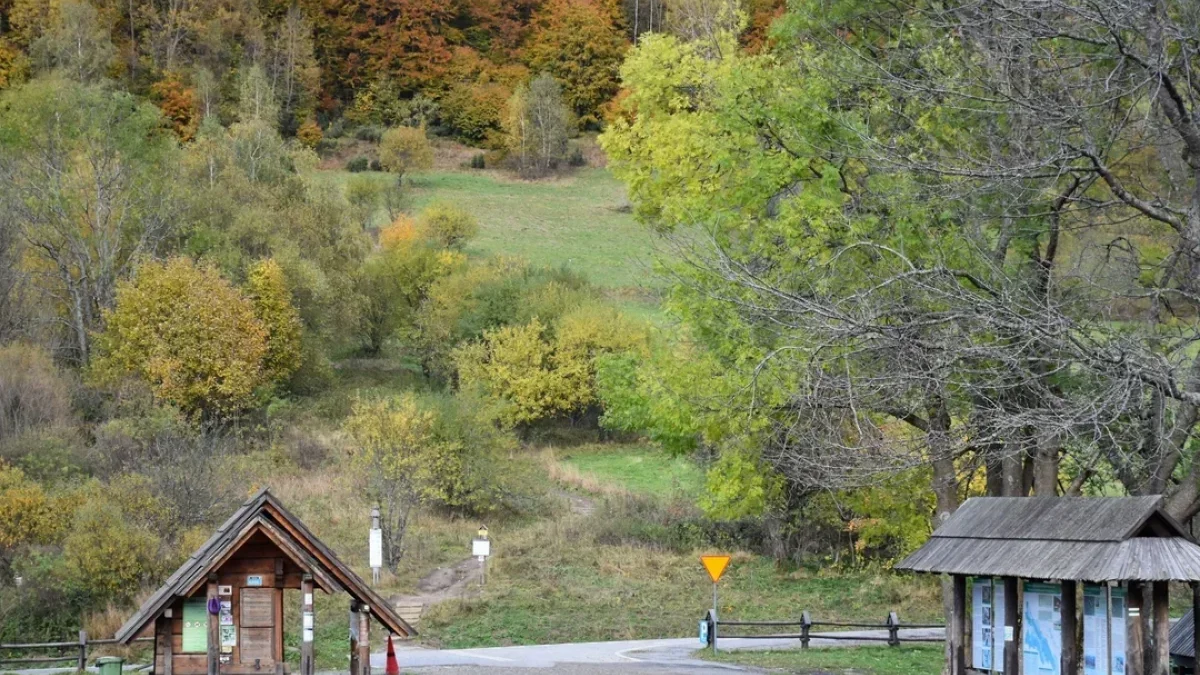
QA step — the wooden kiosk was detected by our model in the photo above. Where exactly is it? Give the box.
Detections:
[114,489,414,675]
[896,496,1200,675]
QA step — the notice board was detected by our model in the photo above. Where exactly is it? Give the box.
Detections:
[1023,582,1063,675]
[182,598,208,653]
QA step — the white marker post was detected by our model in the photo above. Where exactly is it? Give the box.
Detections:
[700,555,731,653]
[473,525,490,586]
[369,506,382,586]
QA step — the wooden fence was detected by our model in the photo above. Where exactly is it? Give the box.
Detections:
[702,610,944,649]
[0,632,154,670]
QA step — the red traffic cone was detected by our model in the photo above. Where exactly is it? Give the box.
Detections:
[386,634,400,675]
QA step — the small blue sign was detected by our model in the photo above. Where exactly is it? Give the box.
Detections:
[698,620,709,646]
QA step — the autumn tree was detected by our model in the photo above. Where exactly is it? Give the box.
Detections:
[378,125,434,183]
[506,73,571,176]
[91,257,271,417]
[0,77,177,364]
[0,463,61,582]
[30,0,114,82]
[245,258,303,386]
[417,203,478,250]
[151,71,199,140]
[525,0,627,127]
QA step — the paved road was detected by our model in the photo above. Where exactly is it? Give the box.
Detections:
[374,628,945,673]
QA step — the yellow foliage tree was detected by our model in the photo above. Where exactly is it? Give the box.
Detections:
[62,497,162,601]
[344,395,465,571]
[378,126,434,182]
[379,214,420,251]
[417,202,479,250]
[246,259,303,386]
[454,306,648,428]
[92,258,269,416]
[0,463,60,578]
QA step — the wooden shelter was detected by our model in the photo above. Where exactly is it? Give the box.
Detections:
[896,496,1200,675]
[115,489,414,675]
[1168,608,1200,674]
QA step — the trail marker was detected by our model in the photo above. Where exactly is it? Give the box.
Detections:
[700,554,732,652]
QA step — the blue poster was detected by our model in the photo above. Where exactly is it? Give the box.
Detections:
[1023,582,1062,675]
[1082,585,1109,675]
[1110,588,1126,674]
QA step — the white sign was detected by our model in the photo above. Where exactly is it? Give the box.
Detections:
[472,538,491,557]
[369,528,383,569]
[1110,588,1127,674]
[973,578,1003,672]
[1083,585,1110,675]
[1023,582,1062,675]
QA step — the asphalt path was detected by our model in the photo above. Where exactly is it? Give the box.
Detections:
[376,628,945,673]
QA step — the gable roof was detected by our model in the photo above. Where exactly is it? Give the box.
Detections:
[896,496,1200,582]
[1170,608,1196,659]
[116,489,415,643]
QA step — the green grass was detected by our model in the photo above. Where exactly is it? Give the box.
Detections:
[311,168,664,318]
[702,645,943,674]
[558,444,706,501]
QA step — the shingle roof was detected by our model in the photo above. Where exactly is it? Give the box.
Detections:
[115,488,415,643]
[1170,608,1196,659]
[896,496,1200,582]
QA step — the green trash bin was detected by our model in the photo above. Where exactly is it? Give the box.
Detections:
[96,656,124,675]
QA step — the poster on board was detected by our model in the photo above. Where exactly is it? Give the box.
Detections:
[1082,585,1110,675]
[993,580,1006,673]
[1023,582,1063,675]
[1110,588,1126,674]
[973,579,993,671]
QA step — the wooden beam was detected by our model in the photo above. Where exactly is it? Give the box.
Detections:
[1128,581,1145,675]
[1193,583,1200,675]
[349,601,360,675]
[950,575,966,675]
[301,575,314,675]
[1061,580,1078,675]
[207,577,219,675]
[1004,577,1021,675]
[157,612,173,675]
[358,607,371,675]
[1152,581,1169,675]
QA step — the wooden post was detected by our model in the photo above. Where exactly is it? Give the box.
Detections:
[358,606,371,675]
[1127,581,1145,675]
[1061,580,1078,675]
[77,630,87,672]
[1192,583,1200,675]
[207,576,219,675]
[158,613,174,675]
[800,611,811,649]
[1004,577,1021,675]
[300,575,314,675]
[950,575,967,675]
[1152,581,1169,675]
[349,601,360,675]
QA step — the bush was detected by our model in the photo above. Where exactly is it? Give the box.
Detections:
[62,498,162,603]
[567,146,586,167]
[0,343,72,443]
[296,119,323,149]
[354,125,384,142]
[417,202,479,249]
[346,156,371,172]
[469,153,486,169]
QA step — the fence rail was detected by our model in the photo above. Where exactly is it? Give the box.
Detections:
[702,610,945,649]
[0,632,154,670]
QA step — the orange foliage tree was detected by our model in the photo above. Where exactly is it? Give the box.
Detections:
[150,72,198,141]
[524,0,628,127]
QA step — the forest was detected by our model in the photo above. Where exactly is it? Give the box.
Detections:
[3,0,1200,663]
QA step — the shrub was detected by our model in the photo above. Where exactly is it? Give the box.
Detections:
[0,463,61,580]
[0,343,72,443]
[91,257,271,417]
[296,119,323,149]
[354,125,384,142]
[378,126,434,181]
[62,498,162,602]
[469,153,486,169]
[417,202,479,249]
[246,259,303,388]
[346,156,371,172]
[567,146,586,167]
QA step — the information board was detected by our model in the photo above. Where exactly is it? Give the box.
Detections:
[993,580,1006,672]
[973,579,995,671]
[182,598,208,653]
[1110,588,1126,674]
[1023,582,1062,675]
[1082,585,1109,675]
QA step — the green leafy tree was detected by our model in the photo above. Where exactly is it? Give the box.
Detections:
[0,77,177,364]
[92,258,270,417]
[246,259,303,386]
[526,0,628,127]
[505,73,572,177]
[417,202,479,250]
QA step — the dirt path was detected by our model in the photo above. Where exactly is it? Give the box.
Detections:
[391,485,601,625]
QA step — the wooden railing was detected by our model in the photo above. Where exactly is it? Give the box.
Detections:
[0,632,154,670]
[702,610,944,649]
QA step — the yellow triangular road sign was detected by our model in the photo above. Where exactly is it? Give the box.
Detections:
[700,554,731,583]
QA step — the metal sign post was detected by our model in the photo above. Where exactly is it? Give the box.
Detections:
[700,555,731,653]
[472,526,490,586]
[369,506,382,586]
